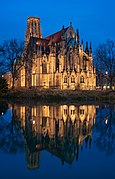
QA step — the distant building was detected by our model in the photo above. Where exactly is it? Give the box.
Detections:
[14,17,96,90]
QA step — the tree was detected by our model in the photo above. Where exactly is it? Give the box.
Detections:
[94,105,115,155]
[95,39,115,89]
[0,77,8,93]
[0,59,7,76]
[0,104,24,154]
[0,39,24,89]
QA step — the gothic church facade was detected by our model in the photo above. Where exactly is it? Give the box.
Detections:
[19,17,96,90]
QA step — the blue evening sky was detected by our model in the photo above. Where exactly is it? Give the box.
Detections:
[0,0,115,50]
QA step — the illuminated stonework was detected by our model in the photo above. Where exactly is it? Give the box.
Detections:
[19,16,96,90]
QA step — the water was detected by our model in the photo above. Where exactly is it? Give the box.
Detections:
[0,100,115,179]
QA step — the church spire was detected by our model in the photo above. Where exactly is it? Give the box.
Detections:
[89,42,92,56]
[62,25,65,34]
[81,39,84,51]
[70,22,72,27]
[76,29,80,45]
[85,41,89,55]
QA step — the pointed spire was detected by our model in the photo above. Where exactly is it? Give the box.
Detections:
[76,29,80,45]
[89,42,92,56]
[74,32,77,46]
[70,22,72,27]
[85,41,89,54]
[81,39,84,51]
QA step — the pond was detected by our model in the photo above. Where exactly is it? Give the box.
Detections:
[0,100,115,179]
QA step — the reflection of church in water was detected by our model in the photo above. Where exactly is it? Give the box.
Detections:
[13,104,96,168]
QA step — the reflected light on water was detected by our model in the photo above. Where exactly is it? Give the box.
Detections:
[0,101,115,179]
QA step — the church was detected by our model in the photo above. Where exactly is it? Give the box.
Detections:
[18,16,96,90]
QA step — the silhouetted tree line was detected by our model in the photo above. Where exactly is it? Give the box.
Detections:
[94,105,115,154]
[0,103,24,154]
[0,39,24,89]
[94,39,115,90]
[0,38,37,89]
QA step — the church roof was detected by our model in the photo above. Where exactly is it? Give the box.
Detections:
[45,27,69,45]
[31,26,69,47]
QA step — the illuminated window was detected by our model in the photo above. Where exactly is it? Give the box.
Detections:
[80,109,84,115]
[20,106,25,120]
[71,110,75,115]
[80,76,85,83]
[42,62,47,74]
[32,107,37,117]
[32,71,36,86]
[35,22,36,33]
[56,76,59,87]
[21,68,25,87]
[31,21,33,33]
[71,75,75,83]
[56,107,59,116]
[64,76,67,83]
[64,109,67,115]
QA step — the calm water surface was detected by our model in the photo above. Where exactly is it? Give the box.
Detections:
[0,101,115,179]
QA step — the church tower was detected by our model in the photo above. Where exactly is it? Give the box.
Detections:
[25,17,42,44]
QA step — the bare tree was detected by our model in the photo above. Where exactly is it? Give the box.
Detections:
[95,39,115,89]
[0,60,6,76]
[0,104,24,154]
[0,39,24,89]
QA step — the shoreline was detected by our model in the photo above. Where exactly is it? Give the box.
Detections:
[0,89,115,104]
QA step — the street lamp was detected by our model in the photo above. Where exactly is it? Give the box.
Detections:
[105,71,108,90]
[105,71,108,75]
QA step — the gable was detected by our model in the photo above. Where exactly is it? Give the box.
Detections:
[64,26,75,40]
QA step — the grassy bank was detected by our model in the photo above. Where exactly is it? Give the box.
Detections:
[0,88,115,103]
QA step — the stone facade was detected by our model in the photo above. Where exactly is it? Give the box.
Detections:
[18,16,96,90]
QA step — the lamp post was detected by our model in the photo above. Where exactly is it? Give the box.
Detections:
[105,71,108,90]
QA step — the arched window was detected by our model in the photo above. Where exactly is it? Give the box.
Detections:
[64,109,68,115]
[64,76,67,83]
[34,22,36,33]
[71,75,75,83]
[32,71,36,86]
[80,109,84,115]
[56,75,59,87]
[71,110,75,115]
[21,68,25,87]
[42,62,47,74]
[80,76,85,83]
